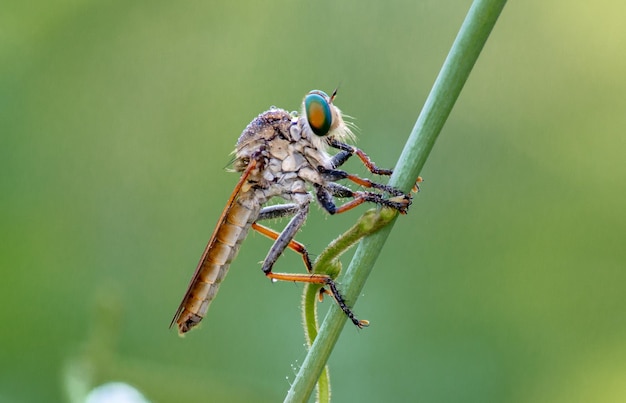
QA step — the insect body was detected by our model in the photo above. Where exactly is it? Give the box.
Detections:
[171,90,412,334]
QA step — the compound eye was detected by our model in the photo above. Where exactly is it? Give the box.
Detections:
[305,92,332,136]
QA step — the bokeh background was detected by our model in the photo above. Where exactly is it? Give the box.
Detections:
[2,1,625,402]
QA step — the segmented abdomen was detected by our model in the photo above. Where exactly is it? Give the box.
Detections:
[175,198,260,334]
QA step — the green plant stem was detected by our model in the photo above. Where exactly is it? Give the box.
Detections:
[302,209,397,402]
[284,0,507,401]
[302,282,330,403]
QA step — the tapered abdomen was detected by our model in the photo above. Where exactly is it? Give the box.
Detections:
[173,198,260,334]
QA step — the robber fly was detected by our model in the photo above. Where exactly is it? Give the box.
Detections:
[171,89,413,334]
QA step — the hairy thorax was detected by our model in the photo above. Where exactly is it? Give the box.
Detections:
[234,107,333,206]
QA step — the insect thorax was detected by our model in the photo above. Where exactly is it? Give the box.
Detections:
[234,107,332,205]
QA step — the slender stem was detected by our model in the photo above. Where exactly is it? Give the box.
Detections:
[302,210,396,402]
[284,0,507,401]
[302,281,331,403]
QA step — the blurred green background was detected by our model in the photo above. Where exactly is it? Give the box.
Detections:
[2,1,625,402]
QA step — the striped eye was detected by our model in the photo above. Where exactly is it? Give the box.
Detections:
[305,91,332,136]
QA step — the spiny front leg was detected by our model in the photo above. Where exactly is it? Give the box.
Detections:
[315,183,411,215]
[328,139,394,175]
[318,166,407,197]
[327,139,423,191]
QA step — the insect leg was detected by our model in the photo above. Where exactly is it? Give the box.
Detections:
[259,200,310,276]
[256,203,300,221]
[252,204,313,273]
[315,183,411,215]
[259,200,367,328]
[328,139,422,191]
[318,166,406,196]
[328,139,393,175]
[328,150,352,169]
